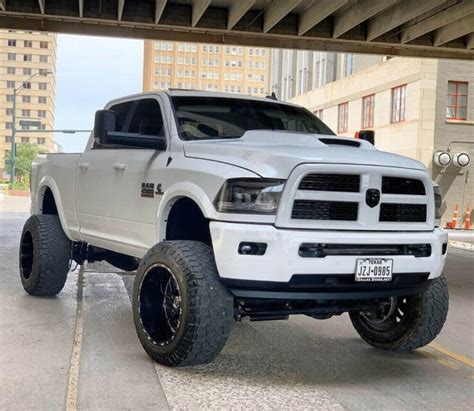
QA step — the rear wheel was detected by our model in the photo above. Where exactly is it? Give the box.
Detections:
[350,276,449,351]
[19,214,71,296]
[133,241,233,367]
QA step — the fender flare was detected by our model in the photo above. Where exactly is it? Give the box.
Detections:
[156,182,215,241]
[36,176,74,240]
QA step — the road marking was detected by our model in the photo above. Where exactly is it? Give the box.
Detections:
[65,265,85,411]
[419,349,460,370]
[429,342,474,369]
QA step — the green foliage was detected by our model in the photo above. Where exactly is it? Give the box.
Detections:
[4,143,40,184]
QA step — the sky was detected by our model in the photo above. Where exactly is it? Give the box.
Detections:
[54,34,143,152]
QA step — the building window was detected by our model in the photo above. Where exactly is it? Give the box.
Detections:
[22,109,31,117]
[39,83,47,90]
[23,54,32,62]
[24,40,33,48]
[39,69,49,76]
[362,94,375,128]
[5,136,12,144]
[23,82,31,89]
[6,122,13,130]
[38,96,47,104]
[391,84,407,123]
[7,67,16,75]
[314,109,323,120]
[21,137,30,144]
[6,108,14,116]
[7,80,15,88]
[8,39,16,47]
[23,68,32,75]
[6,95,14,102]
[39,55,48,63]
[38,110,47,118]
[447,81,468,120]
[22,96,31,103]
[7,53,16,61]
[338,102,349,133]
[344,54,353,77]
[40,41,49,49]
[37,138,46,145]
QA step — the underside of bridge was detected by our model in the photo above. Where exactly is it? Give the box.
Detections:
[0,0,473,59]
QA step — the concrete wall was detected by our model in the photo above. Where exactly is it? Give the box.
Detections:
[432,60,474,228]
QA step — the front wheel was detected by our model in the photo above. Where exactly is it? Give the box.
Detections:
[132,241,233,367]
[350,276,449,351]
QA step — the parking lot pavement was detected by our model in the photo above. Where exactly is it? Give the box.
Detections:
[1,205,473,410]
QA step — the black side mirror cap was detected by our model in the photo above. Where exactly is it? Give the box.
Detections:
[94,110,117,144]
[358,130,375,145]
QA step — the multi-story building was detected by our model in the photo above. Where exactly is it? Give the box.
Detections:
[143,40,270,96]
[280,54,473,227]
[269,50,383,101]
[0,29,57,178]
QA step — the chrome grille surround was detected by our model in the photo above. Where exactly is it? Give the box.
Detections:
[275,164,434,231]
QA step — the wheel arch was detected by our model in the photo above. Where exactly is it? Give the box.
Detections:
[34,177,73,240]
[157,182,214,244]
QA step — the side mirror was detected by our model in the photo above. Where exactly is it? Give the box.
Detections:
[94,110,117,144]
[357,130,375,145]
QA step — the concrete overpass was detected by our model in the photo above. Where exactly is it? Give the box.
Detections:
[0,0,473,59]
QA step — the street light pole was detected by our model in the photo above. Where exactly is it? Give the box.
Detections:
[9,88,17,190]
[8,70,52,191]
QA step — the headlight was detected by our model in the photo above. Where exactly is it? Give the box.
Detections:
[214,178,285,214]
[434,185,442,221]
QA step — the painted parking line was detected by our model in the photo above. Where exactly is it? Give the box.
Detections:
[66,265,85,411]
[429,342,474,369]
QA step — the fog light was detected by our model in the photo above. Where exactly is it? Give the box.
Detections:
[453,152,470,168]
[238,242,267,255]
[433,151,451,167]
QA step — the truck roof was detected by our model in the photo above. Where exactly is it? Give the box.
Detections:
[106,90,300,108]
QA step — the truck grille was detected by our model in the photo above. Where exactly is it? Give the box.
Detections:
[299,174,360,192]
[282,165,432,230]
[379,203,427,222]
[292,200,358,221]
[382,177,425,195]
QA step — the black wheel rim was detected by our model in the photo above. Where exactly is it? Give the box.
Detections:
[359,297,412,333]
[20,230,34,279]
[138,263,182,347]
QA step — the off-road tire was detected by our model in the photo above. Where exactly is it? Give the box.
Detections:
[19,214,71,296]
[350,276,449,351]
[133,240,233,367]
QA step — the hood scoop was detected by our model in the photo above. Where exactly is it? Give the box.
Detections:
[319,137,361,148]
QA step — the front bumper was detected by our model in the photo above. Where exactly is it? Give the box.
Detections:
[210,222,448,296]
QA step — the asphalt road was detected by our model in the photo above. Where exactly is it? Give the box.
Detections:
[1,206,473,410]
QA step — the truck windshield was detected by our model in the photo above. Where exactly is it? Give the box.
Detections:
[171,96,335,140]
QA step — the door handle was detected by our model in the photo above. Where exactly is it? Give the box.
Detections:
[112,163,127,171]
[78,162,90,170]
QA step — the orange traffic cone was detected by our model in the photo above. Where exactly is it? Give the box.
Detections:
[452,204,459,229]
[465,205,471,230]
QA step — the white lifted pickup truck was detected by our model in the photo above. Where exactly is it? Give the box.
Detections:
[22,90,448,367]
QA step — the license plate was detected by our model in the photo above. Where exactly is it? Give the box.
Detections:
[355,258,393,282]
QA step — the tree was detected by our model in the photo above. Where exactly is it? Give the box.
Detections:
[5,143,41,183]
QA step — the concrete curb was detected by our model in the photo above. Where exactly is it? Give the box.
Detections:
[449,240,474,251]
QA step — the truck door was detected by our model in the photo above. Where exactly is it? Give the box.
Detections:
[75,99,135,249]
[105,97,169,255]
[75,97,168,257]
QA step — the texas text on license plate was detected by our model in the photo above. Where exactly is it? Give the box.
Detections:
[355,258,393,282]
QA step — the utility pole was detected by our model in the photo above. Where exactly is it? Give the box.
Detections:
[9,87,17,191]
[8,70,52,191]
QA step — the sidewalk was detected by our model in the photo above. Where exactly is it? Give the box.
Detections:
[0,195,31,214]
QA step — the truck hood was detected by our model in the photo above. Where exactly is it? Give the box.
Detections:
[183,131,426,178]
